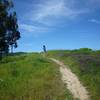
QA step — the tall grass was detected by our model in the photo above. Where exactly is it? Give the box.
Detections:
[47,49,100,100]
[0,53,72,100]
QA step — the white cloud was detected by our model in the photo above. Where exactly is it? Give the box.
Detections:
[19,24,48,32]
[19,0,100,27]
[89,19,100,24]
[29,0,88,25]
[19,23,49,37]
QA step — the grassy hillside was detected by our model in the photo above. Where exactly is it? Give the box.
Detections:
[0,53,72,100]
[47,49,100,100]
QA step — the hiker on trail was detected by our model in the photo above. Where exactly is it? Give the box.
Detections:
[43,45,46,53]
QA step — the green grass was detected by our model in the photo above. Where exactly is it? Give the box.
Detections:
[47,49,100,100]
[0,53,73,100]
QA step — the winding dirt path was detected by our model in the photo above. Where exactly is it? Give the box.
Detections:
[50,58,90,100]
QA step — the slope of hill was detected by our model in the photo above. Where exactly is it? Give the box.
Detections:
[50,58,90,100]
[0,53,72,100]
[0,49,100,100]
[47,49,100,100]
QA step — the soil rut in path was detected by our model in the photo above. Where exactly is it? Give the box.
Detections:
[50,58,90,100]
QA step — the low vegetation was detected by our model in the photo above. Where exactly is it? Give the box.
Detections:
[0,53,73,100]
[47,48,100,100]
[0,48,100,100]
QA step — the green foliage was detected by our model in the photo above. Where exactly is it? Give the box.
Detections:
[79,48,92,51]
[70,48,93,55]
[47,48,100,100]
[0,53,72,100]
[0,0,20,56]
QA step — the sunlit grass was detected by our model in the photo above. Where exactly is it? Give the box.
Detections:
[0,53,72,100]
[47,49,100,100]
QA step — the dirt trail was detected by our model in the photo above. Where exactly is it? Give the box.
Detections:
[50,58,90,100]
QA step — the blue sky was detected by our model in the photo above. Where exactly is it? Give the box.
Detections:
[13,0,100,52]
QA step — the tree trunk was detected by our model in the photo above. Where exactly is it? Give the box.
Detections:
[11,44,13,54]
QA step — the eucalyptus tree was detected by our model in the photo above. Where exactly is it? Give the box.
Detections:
[0,0,20,58]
